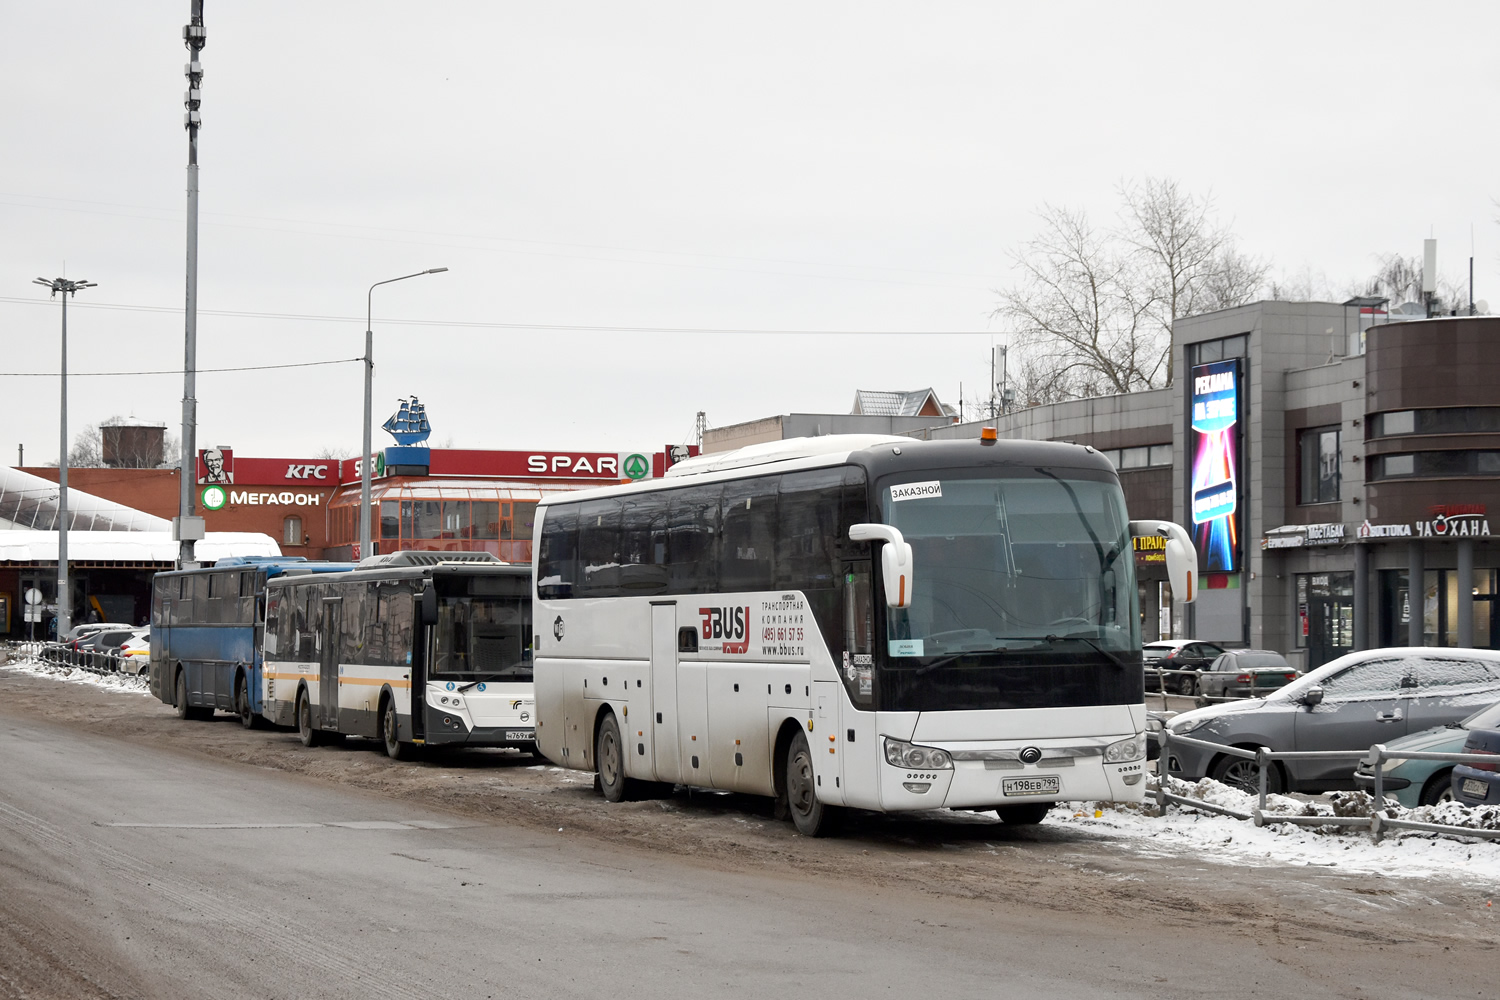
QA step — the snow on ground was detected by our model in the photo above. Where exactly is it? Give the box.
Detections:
[6,650,1498,885]
[1051,777,1500,885]
[1,655,152,696]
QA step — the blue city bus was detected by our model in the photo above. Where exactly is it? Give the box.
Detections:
[149,557,355,726]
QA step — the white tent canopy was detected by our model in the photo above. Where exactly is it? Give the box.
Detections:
[0,466,170,532]
[0,530,280,564]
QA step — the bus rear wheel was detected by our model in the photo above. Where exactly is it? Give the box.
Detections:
[784,729,838,837]
[381,698,416,761]
[236,674,259,729]
[595,712,628,802]
[297,691,323,747]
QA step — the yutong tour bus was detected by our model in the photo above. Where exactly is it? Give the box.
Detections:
[532,434,1196,836]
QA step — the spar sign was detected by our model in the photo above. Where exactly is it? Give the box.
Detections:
[1190,359,1240,573]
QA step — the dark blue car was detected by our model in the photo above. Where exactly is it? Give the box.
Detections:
[1452,727,1500,806]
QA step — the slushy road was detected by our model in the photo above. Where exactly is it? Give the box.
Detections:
[0,681,1491,999]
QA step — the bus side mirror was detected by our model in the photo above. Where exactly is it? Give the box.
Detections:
[420,587,438,626]
[1130,520,1198,604]
[849,523,914,609]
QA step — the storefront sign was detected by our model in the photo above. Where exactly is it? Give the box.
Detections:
[228,491,323,507]
[1133,534,1166,564]
[1357,520,1412,539]
[429,450,659,481]
[1306,523,1345,544]
[1189,358,1240,573]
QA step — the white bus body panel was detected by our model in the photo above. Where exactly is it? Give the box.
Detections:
[535,590,1146,812]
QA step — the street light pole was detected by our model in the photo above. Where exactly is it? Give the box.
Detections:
[33,276,96,640]
[359,267,448,561]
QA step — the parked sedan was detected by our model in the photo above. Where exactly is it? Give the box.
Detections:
[1161,647,1500,794]
[1144,640,1228,696]
[1452,727,1500,806]
[1197,649,1297,701]
[73,628,137,669]
[1351,698,1500,807]
[118,627,151,675]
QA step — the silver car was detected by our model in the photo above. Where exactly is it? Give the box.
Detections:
[1161,647,1500,794]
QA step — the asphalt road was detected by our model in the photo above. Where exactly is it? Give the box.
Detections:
[0,680,1495,999]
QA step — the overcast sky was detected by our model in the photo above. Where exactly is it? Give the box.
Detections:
[3,2,1496,464]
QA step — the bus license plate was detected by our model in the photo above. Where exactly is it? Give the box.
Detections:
[1462,777,1489,798]
[505,730,535,742]
[1003,776,1060,797]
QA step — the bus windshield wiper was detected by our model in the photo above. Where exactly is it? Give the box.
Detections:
[1039,633,1133,671]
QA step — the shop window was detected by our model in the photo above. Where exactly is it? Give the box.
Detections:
[380,500,400,539]
[283,516,303,546]
[1149,444,1171,466]
[1373,407,1500,437]
[440,500,471,539]
[409,500,442,539]
[472,501,500,539]
[1373,451,1500,479]
[1298,427,1340,504]
[1099,445,1170,470]
[1377,410,1414,436]
[1192,333,1248,365]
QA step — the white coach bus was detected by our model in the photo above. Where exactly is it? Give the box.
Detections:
[532,434,1196,836]
[261,551,537,759]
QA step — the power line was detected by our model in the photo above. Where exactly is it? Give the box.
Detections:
[0,357,361,378]
[0,296,996,337]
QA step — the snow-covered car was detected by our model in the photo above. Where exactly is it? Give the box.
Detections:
[1161,647,1500,794]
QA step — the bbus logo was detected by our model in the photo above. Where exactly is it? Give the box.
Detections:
[699,606,751,654]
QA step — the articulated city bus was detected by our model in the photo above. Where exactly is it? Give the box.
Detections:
[151,556,355,725]
[260,551,537,758]
[532,434,1195,836]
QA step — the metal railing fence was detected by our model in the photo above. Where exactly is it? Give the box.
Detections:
[1154,728,1500,844]
[6,639,147,678]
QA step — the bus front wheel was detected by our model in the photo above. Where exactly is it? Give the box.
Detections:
[297,691,323,748]
[381,697,416,761]
[595,712,628,803]
[784,729,838,837]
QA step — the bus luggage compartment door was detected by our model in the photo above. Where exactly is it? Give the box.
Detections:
[649,603,681,783]
[813,680,846,806]
[319,598,342,730]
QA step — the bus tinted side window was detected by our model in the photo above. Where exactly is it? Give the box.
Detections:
[340,582,364,663]
[577,498,622,598]
[667,485,720,594]
[618,492,669,595]
[537,505,579,599]
[720,477,778,592]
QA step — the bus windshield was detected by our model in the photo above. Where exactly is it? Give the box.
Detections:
[431,596,533,681]
[880,472,1138,658]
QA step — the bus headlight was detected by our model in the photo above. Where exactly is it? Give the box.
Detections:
[1104,735,1145,763]
[883,737,953,770]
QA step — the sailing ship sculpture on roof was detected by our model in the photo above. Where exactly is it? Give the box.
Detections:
[382,396,432,446]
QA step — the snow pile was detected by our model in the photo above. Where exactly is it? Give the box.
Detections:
[0,655,152,696]
[1048,777,1500,884]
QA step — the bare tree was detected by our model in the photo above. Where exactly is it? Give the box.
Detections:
[314,445,354,460]
[997,179,1268,399]
[995,205,1161,401]
[1121,178,1269,384]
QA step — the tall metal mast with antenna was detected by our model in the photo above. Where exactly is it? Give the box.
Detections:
[176,1,208,567]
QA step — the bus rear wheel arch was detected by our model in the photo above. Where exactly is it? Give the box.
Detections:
[235,670,260,729]
[594,710,628,802]
[296,686,323,748]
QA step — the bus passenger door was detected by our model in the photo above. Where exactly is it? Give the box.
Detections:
[650,603,681,783]
[319,597,343,731]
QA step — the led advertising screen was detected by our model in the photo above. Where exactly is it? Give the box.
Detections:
[1189,358,1240,572]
